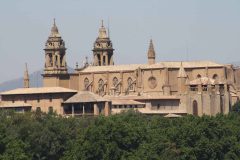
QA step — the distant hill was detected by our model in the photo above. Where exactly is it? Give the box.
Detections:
[0,67,75,92]
[231,62,240,67]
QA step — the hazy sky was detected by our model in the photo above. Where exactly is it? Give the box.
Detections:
[0,0,240,83]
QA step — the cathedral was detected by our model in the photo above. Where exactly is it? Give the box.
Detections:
[1,20,240,117]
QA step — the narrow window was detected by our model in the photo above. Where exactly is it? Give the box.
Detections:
[84,78,90,91]
[48,106,53,114]
[98,79,104,96]
[192,100,198,116]
[127,77,133,91]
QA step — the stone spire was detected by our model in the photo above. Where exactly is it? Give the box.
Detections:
[147,39,156,65]
[177,62,187,78]
[177,62,187,94]
[24,63,30,88]
[98,20,108,39]
[50,18,60,37]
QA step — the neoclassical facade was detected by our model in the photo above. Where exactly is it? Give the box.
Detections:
[1,20,240,117]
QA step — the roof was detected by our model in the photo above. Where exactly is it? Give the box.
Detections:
[0,102,32,108]
[148,61,224,69]
[80,64,146,73]
[80,61,224,73]
[0,87,77,95]
[64,91,108,103]
[106,94,180,100]
[111,100,145,105]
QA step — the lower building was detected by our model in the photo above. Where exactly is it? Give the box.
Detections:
[0,87,111,116]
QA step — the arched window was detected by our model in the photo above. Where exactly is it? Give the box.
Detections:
[127,77,133,91]
[84,78,90,91]
[213,74,218,80]
[103,56,106,65]
[98,79,104,95]
[113,77,119,92]
[197,74,201,79]
[192,100,198,116]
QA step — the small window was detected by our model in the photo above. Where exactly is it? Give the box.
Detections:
[36,107,41,112]
[49,95,52,102]
[213,74,219,80]
[197,74,201,79]
[48,106,53,114]
[12,99,15,103]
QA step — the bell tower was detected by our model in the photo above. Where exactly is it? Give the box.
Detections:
[44,19,67,74]
[93,20,114,66]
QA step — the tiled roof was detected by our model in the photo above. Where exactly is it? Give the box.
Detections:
[80,61,224,73]
[0,87,77,95]
[64,91,108,103]
[111,100,145,105]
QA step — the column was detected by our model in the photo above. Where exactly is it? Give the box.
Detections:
[94,103,99,116]
[109,56,113,65]
[105,55,108,65]
[100,54,103,66]
[120,72,123,94]
[53,54,56,68]
[62,55,66,67]
[104,102,110,116]
[83,104,85,116]
[57,53,60,67]
[71,104,74,117]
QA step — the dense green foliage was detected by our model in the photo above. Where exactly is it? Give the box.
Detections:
[232,100,240,113]
[1,111,240,160]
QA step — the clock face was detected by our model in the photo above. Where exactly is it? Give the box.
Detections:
[148,76,157,89]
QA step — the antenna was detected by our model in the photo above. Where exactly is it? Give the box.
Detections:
[108,17,110,38]
[186,40,189,61]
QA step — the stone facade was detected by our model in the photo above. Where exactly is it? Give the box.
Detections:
[1,20,240,117]
[41,20,240,116]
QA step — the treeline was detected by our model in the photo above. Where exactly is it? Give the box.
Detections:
[1,109,240,160]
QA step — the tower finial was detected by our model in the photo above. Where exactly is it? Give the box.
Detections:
[50,18,60,37]
[25,63,28,72]
[98,20,107,38]
[101,20,104,27]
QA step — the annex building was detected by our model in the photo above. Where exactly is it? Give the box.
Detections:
[1,20,240,117]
